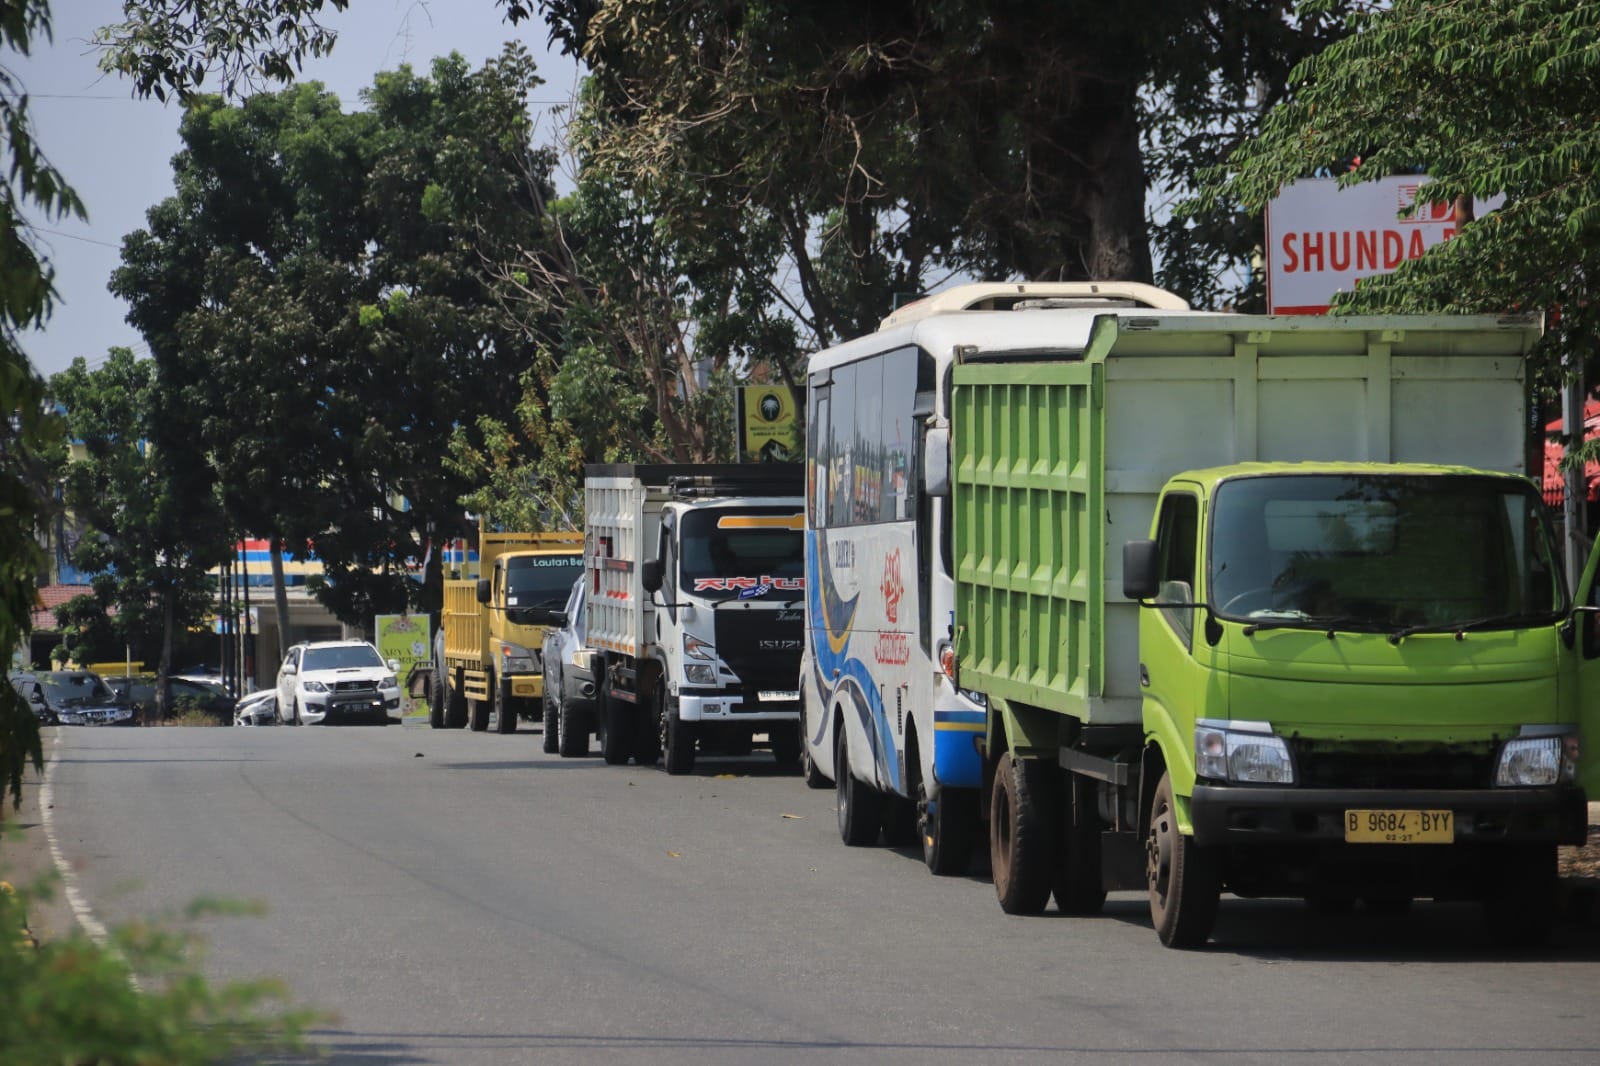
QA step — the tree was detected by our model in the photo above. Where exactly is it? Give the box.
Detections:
[49,350,230,720]
[1192,0,1600,385]
[1,0,79,804]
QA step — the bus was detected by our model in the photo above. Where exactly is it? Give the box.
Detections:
[800,281,1191,875]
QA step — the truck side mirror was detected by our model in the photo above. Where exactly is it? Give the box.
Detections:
[923,425,951,498]
[641,559,663,593]
[1123,540,1160,601]
[476,578,491,604]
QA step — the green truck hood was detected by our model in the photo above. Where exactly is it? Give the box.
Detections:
[1221,624,1567,738]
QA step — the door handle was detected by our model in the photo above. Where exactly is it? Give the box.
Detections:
[1139,663,1150,687]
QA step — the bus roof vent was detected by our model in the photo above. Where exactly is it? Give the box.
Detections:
[877,281,1189,332]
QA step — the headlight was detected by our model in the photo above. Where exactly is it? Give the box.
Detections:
[571,649,594,672]
[1495,728,1579,786]
[499,641,537,672]
[303,680,329,693]
[1195,720,1294,784]
[381,674,398,688]
[684,663,717,685]
[684,634,716,661]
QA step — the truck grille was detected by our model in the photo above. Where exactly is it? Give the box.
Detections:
[713,610,804,692]
[1288,739,1496,790]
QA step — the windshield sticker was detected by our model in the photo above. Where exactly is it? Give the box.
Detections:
[692,575,805,594]
[507,596,519,606]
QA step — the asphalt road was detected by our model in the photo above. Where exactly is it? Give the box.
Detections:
[21,721,1600,1065]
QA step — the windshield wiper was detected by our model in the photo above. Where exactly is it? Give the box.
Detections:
[1387,613,1551,644]
[1242,614,1378,637]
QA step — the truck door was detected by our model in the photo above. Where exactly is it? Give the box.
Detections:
[1138,487,1214,783]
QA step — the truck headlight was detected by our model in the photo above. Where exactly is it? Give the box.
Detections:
[1495,728,1579,786]
[1195,720,1294,784]
[684,663,717,685]
[499,641,537,672]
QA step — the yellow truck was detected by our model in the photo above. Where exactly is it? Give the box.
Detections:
[429,525,585,733]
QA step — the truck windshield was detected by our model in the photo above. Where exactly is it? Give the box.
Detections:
[505,554,585,610]
[679,507,805,601]
[1209,474,1565,631]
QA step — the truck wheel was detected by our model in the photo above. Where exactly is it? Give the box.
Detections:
[1482,844,1557,948]
[468,694,490,732]
[769,721,801,771]
[835,722,882,846]
[918,777,974,877]
[661,690,695,775]
[428,677,445,729]
[600,689,631,765]
[541,689,560,753]
[493,678,517,734]
[444,678,468,729]
[632,687,662,766]
[1146,770,1221,948]
[989,751,1056,914]
[1054,773,1107,914]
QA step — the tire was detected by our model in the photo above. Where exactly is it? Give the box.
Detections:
[1147,770,1221,948]
[1482,844,1557,948]
[292,695,304,726]
[275,696,288,726]
[661,688,695,775]
[541,688,560,753]
[835,720,882,846]
[600,686,632,766]
[468,692,490,732]
[1053,773,1107,914]
[769,721,801,771]
[444,677,468,729]
[493,677,517,734]
[428,677,445,729]
[989,751,1057,914]
[632,681,662,766]
[558,697,590,758]
[918,773,974,877]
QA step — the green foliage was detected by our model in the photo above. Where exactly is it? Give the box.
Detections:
[48,591,122,669]
[1,0,79,806]
[1194,0,1600,387]
[95,0,351,102]
[48,350,230,718]
[0,873,321,1064]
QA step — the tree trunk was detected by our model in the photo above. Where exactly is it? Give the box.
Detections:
[154,587,175,724]
[270,536,292,667]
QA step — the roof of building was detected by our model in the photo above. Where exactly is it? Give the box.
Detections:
[30,584,95,631]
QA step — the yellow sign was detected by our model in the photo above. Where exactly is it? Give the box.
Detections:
[375,614,431,693]
[739,386,800,463]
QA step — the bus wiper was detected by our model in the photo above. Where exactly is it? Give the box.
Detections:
[1242,614,1377,637]
[1387,613,1550,644]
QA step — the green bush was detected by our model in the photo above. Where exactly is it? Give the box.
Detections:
[0,871,322,1064]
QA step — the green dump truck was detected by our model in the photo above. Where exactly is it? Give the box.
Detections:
[805,282,1593,948]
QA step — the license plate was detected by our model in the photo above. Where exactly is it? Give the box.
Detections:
[1344,809,1453,844]
[757,690,799,703]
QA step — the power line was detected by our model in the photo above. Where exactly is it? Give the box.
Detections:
[30,226,122,249]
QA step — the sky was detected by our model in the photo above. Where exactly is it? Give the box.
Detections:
[12,0,581,380]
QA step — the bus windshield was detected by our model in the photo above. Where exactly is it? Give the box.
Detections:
[1209,474,1565,631]
[679,508,804,601]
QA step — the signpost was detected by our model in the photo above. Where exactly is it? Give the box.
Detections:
[375,614,431,714]
[735,385,801,463]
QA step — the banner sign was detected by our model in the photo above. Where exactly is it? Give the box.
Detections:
[375,614,431,696]
[1266,176,1502,314]
[736,385,802,463]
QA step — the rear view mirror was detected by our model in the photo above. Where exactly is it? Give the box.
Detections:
[476,578,491,604]
[1123,540,1160,601]
[641,559,662,593]
[923,425,951,497]
[387,658,400,672]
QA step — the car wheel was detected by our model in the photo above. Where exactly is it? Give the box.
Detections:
[558,696,590,758]
[292,695,304,726]
[541,688,560,754]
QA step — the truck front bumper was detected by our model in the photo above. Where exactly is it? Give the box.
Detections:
[1189,784,1588,848]
[677,689,800,723]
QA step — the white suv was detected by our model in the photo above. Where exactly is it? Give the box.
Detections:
[276,640,401,725]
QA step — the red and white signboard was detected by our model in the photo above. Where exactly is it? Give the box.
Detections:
[1265,176,1499,314]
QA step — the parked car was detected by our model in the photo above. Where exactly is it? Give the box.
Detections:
[103,673,235,724]
[541,576,597,756]
[233,689,278,726]
[8,670,135,726]
[276,640,402,725]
